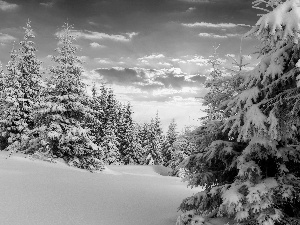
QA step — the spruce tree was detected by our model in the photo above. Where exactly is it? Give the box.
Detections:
[122,122,144,165]
[138,122,151,165]
[101,88,121,164]
[0,21,43,152]
[101,121,120,165]
[24,23,103,171]
[162,119,178,167]
[169,127,197,177]
[144,114,164,165]
[118,103,143,164]
[178,1,300,224]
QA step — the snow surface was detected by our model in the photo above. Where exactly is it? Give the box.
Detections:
[0,151,200,225]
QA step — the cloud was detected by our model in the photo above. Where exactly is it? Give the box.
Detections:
[94,67,145,86]
[186,7,196,12]
[40,2,54,8]
[243,55,252,60]
[189,75,206,83]
[90,42,106,48]
[88,21,98,26]
[58,30,138,42]
[198,33,228,38]
[93,67,206,92]
[126,32,139,39]
[0,0,18,11]
[0,33,16,42]
[226,33,242,38]
[90,67,207,103]
[95,58,111,64]
[187,56,209,65]
[78,56,89,62]
[158,62,172,67]
[178,0,210,2]
[226,54,236,58]
[182,22,238,28]
[138,54,165,60]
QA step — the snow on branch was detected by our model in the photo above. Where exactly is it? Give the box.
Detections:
[247,0,300,46]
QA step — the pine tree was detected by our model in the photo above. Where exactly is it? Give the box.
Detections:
[143,114,164,165]
[138,122,151,165]
[0,64,6,150]
[0,21,43,153]
[87,84,104,146]
[162,119,178,167]
[169,127,197,177]
[122,122,144,165]
[202,46,244,122]
[117,103,143,164]
[178,1,300,224]
[100,87,121,164]
[101,121,120,165]
[24,23,103,171]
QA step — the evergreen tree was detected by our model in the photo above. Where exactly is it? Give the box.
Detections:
[0,21,43,152]
[87,84,104,146]
[24,23,103,171]
[178,1,300,224]
[202,46,243,122]
[117,103,143,164]
[144,114,164,165]
[138,122,150,164]
[101,121,120,165]
[162,119,178,167]
[169,126,197,177]
[122,122,144,165]
[101,87,121,164]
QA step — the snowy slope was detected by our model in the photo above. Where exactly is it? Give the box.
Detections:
[0,151,200,225]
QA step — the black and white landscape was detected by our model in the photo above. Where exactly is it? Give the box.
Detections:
[0,0,300,225]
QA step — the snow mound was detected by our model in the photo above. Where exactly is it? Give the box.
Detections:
[0,151,199,225]
[104,165,173,177]
[152,165,173,176]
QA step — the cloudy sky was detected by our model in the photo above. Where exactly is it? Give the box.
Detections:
[0,0,261,131]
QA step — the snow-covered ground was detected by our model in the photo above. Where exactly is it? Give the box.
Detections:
[0,151,200,225]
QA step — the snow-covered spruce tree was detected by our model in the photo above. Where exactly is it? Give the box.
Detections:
[101,88,121,164]
[162,119,178,167]
[202,46,245,122]
[0,64,7,150]
[169,127,197,177]
[144,113,164,165]
[121,122,144,165]
[178,1,300,224]
[138,122,151,165]
[23,23,103,171]
[88,84,120,165]
[0,21,43,152]
[117,103,144,164]
[87,84,104,146]
[101,121,120,165]
[176,46,244,189]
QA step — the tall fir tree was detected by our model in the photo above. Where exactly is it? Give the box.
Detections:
[169,127,197,177]
[24,23,103,171]
[101,121,120,165]
[0,21,43,152]
[178,1,300,224]
[101,87,121,164]
[143,114,164,165]
[117,103,143,164]
[162,119,178,167]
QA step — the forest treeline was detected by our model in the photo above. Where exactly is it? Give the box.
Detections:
[0,21,194,172]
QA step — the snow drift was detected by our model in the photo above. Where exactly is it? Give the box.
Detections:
[0,151,199,225]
